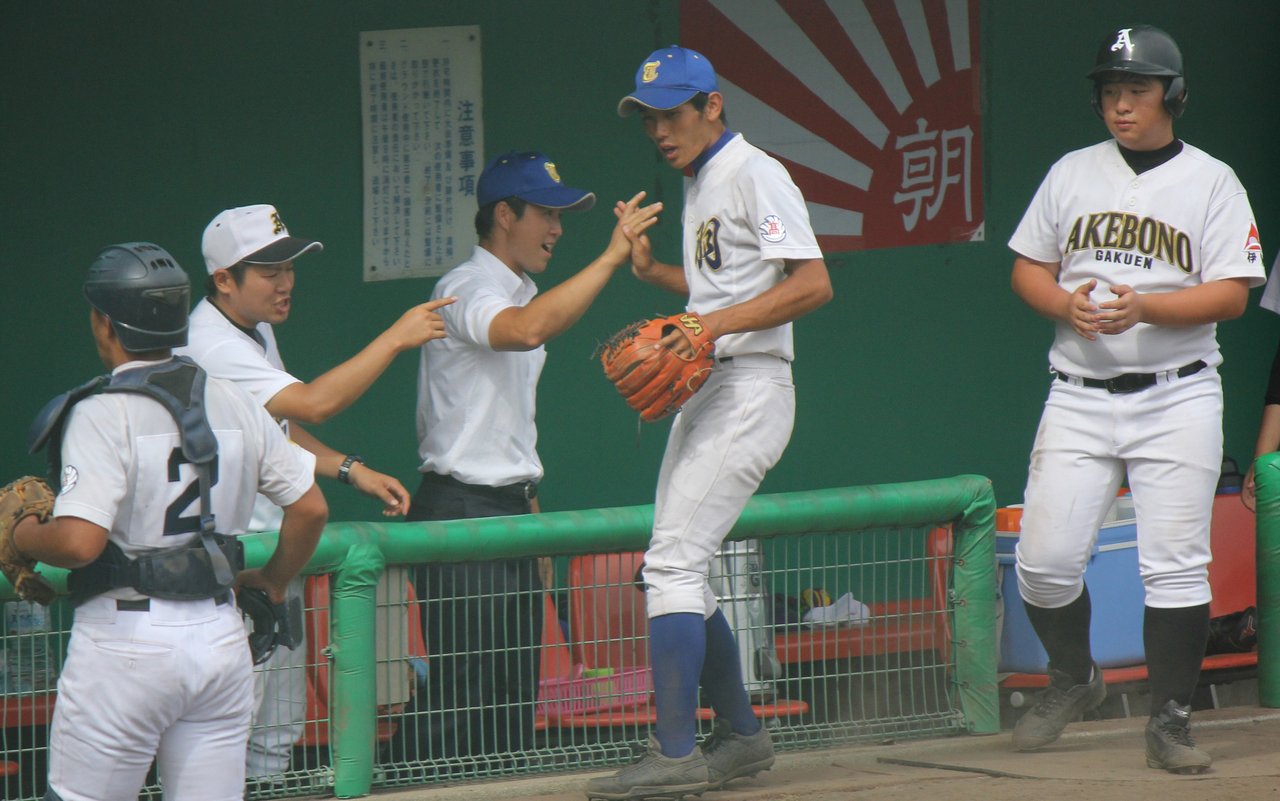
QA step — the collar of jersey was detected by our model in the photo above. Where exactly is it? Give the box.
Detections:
[691,129,736,177]
[474,244,535,289]
[113,356,177,375]
[1115,137,1183,175]
[210,299,268,350]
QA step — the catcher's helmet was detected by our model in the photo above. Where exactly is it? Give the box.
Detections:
[1087,25,1186,119]
[83,242,191,352]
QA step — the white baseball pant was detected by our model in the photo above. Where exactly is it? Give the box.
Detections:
[47,594,254,801]
[643,355,795,618]
[1016,369,1222,610]
[245,574,307,779]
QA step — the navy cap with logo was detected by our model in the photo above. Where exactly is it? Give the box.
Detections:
[476,151,595,212]
[617,45,718,117]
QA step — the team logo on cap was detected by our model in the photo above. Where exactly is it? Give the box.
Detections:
[1110,28,1133,53]
[642,60,661,84]
[759,215,787,243]
[544,162,562,184]
[270,210,285,235]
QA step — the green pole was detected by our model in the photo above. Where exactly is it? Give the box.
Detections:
[948,478,999,734]
[1254,452,1280,707]
[327,542,385,797]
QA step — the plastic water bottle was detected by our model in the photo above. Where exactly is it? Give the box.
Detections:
[5,600,54,692]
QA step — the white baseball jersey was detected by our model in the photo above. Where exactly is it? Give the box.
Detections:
[416,245,546,486]
[177,298,309,531]
[682,133,823,361]
[177,299,318,778]
[1012,138,1265,613]
[1258,251,1280,314]
[1009,140,1265,377]
[53,359,316,565]
[47,358,315,801]
[644,132,822,616]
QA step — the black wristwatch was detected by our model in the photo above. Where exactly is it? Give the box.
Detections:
[337,454,365,484]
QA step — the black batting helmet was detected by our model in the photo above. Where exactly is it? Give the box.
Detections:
[1087,25,1186,118]
[83,242,191,352]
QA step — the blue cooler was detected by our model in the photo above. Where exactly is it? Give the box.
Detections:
[997,497,1146,673]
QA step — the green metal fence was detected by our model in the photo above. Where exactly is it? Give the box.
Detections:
[0,475,998,799]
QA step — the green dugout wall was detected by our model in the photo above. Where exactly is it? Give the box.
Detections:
[4,1,1279,518]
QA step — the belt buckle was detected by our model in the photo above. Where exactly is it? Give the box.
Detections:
[524,482,537,501]
[1103,373,1151,394]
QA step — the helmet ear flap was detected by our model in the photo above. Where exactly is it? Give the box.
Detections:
[1090,75,1187,120]
[1164,75,1187,117]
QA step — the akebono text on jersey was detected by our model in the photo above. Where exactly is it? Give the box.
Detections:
[1063,211,1192,272]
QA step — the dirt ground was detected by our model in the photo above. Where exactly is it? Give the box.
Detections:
[372,706,1280,801]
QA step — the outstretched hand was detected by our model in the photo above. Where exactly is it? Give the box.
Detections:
[610,191,661,271]
[387,297,458,351]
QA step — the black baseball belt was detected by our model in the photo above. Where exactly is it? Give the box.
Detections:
[1053,359,1207,395]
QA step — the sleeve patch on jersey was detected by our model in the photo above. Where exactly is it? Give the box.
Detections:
[60,465,79,495]
[759,215,787,243]
[1245,222,1263,252]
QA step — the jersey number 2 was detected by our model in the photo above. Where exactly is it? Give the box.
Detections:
[165,447,219,535]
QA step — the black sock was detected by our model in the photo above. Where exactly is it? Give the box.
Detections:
[1024,585,1094,685]
[1144,603,1210,710]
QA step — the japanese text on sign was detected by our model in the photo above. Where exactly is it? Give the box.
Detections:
[360,26,483,280]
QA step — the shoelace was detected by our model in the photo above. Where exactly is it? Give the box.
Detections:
[1031,685,1072,716]
[701,730,729,755]
[1155,718,1196,747]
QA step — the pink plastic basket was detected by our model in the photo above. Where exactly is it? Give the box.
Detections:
[537,665,652,718]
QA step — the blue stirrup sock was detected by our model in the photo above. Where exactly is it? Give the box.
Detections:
[700,608,762,735]
[650,612,704,757]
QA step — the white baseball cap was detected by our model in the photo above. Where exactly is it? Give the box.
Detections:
[201,204,323,274]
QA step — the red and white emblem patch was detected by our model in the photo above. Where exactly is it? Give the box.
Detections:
[1244,222,1263,251]
[758,215,787,243]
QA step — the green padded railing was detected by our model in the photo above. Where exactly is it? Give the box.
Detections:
[5,475,998,798]
[240,474,997,796]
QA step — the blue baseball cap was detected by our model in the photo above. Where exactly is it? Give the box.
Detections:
[617,46,719,117]
[476,151,595,212]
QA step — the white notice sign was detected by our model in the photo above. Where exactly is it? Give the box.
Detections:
[360,26,483,281]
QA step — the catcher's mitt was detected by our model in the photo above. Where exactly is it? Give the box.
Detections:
[0,477,58,605]
[600,312,715,422]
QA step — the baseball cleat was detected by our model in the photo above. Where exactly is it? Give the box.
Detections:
[585,735,709,801]
[1012,662,1106,751]
[1145,700,1211,774]
[700,718,775,789]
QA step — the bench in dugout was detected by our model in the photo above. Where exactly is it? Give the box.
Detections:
[540,527,955,733]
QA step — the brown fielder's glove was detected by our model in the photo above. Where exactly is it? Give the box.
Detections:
[600,312,715,422]
[0,476,57,605]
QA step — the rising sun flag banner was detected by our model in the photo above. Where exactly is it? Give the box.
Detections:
[682,0,984,252]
